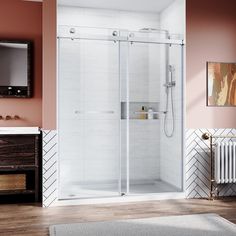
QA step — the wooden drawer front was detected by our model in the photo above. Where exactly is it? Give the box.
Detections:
[0,174,26,190]
[0,135,36,166]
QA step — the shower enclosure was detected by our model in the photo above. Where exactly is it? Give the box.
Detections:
[57,26,184,199]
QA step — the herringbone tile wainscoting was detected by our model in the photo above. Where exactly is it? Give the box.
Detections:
[186,129,236,199]
[42,130,58,207]
[42,128,236,207]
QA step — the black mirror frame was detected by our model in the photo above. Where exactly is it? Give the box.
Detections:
[0,40,33,98]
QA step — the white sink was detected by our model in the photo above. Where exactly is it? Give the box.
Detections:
[0,127,40,134]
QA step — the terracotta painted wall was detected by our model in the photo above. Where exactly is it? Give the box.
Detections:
[186,0,236,128]
[43,0,57,130]
[0,0,42,127]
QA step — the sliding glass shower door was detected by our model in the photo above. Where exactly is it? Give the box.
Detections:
[122,40,184,195]
[58,37,121,199]
[58,27,184,199]
[120,33,184,195]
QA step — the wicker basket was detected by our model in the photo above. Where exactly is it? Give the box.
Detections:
[0,174,26,191]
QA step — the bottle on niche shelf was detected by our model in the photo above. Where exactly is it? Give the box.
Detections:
[148,107,154,120]
[140,106,147,119]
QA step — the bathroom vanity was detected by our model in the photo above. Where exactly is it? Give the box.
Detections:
[0,127,41,202]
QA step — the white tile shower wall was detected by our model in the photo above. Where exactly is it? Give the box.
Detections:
[160,0,185,36]
[119,36,161,183]
[128,43,161,102]
[58,6,160,31]
[120,43,161,103]
[121,120,160,182]
[126,43,161,183]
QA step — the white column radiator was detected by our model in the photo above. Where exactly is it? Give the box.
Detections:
[215,142,236,184]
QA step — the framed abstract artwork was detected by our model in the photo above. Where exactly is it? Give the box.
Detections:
[207,62,236,106]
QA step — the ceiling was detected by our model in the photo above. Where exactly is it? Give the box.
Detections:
[57,0,175,13]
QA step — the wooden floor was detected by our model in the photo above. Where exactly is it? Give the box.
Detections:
[0,198,236,235]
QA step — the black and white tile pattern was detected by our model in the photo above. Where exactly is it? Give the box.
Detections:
[42,130,58,207]
[186,128,236,198]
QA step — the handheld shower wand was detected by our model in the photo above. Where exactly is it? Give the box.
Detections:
[164,65,176,138]
[163,65,176,88]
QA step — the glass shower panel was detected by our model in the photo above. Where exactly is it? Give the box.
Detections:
[58,38,120,199]
[127,42,164,194]
[119,38,184,196]
[159,44,184,192]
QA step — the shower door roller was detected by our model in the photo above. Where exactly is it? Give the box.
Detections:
[112,31,118,36]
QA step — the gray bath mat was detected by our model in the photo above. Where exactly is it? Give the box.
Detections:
[49,213,236,236]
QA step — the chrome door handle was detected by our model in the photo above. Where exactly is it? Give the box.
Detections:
[87,111,115,114]
[74,110,115,114]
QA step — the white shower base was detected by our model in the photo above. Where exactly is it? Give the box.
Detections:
[130,181,180,194]
[59,180,181,200]
[55,191,185,207]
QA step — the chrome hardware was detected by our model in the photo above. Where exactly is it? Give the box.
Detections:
[164,65,176,88]
[169,65,175,72]
[74,111,115,114]
[87,111,114,114]
[70,28,76,34]
[112,31,118,37]
[163,81,176,88]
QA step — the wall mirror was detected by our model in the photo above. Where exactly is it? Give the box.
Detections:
[0,40,33,98]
